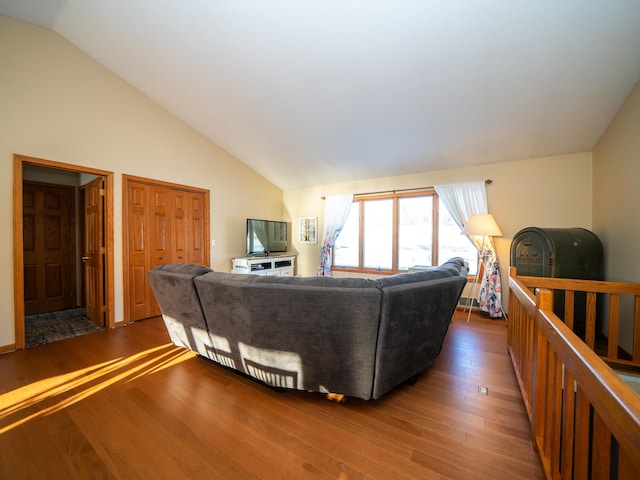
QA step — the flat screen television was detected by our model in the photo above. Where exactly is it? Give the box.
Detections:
[246,218,288,256]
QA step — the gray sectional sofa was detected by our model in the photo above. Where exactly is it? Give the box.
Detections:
[147,258,468,400]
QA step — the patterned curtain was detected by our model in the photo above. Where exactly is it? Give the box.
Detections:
[317,194,353,276]
[477,256,503,318]
[434,181,503,318]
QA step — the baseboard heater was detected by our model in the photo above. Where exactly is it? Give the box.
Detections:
[458,297,480,309]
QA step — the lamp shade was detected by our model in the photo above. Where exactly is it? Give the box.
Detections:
[461,214,502,237]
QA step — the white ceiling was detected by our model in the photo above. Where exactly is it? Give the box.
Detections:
[2,1,640,190]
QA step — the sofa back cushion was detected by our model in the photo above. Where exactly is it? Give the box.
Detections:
[153,263,213,276]
[374,257,468,289]
[194,272,381,399]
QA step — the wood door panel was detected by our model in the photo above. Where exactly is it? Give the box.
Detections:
[23,265,37,302]
[171,190,187,262]
[132,265,149,307]
[124,177,209,322]
[128,182,153,320]
[45,264,63,297]
[23,189,35,208]
[85,264,98,313]
[171,190,205,264]
[44,215,62,249]
[44,190,62,209]
[132,213,145,251]
[149,186,168,317]
[23,214,35,250]
[126,182,170,321]
[23,182,75,315]
[83,177,104,327]
[151,186,170,266]
[189,192,205,264]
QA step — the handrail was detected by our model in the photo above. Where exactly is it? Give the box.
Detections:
[512,271,640,366]
[508,269,640,479]
[516,274,640,295]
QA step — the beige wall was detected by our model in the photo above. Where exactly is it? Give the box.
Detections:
[284,152,594,310]
[0,17,283,348]
[592,80,640,351]
[593,81,640,281]
[3,14,624,348]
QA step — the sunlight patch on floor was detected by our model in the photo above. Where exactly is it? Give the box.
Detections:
[0,343,193,434]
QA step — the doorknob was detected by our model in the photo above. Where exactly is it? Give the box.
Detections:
[81,256,89,262]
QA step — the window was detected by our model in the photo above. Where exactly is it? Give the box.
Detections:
[332,190,478,275]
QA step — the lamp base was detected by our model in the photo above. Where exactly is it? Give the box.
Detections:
[465,238,487,324]
[465,269,482,324]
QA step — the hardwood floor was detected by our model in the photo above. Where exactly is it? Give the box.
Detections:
[0,311,544,479]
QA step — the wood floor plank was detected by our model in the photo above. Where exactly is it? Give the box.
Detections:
[201,371,423,479]
[0,420,45,479]
[0,311,544,479]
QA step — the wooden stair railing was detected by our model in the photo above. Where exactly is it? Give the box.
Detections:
[512,272,640,368]
[508,268,640,479]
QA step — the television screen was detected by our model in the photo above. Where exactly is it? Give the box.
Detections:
[246,219,288,255]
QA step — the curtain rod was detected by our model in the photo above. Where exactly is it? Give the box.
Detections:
[321,179,492,200]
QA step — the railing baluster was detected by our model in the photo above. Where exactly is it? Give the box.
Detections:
[564,290,574,330]
[591,413,611,480]
[560,369,576,480]
[634,296,640,363]
[585,291,597,349]
[608,294,620,361]
[550,357,563,476]
[573,387,590,480]
[619,448,640,479]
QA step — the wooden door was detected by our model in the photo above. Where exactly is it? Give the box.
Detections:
[170,189,205,264]
[83,177,105,327]
[123,176,209,323]
[23,182,76,315]
[126,181,171,321]
[146,184,171,318]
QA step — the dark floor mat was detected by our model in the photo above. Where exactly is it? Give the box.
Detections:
[25,308,105,347]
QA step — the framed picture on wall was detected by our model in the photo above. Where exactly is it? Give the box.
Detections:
[299,217,317,244]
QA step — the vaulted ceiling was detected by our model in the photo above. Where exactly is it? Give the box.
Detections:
[2,1,640,189]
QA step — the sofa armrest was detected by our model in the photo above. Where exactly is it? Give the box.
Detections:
[147,264,212,356]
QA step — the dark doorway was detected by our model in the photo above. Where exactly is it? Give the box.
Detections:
[13,155,115,350]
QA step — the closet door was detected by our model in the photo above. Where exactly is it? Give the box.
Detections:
[124,176,209,323]
[126,181,170,321]
[170,189,205,264]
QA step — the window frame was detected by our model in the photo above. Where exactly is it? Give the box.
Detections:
[332,189,443,275]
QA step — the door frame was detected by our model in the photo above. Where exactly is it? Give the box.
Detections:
[13,154,115,350]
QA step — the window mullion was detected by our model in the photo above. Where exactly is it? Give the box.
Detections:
[392,197,399,271]
[432,194,439,266]
[358,199,364,269]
